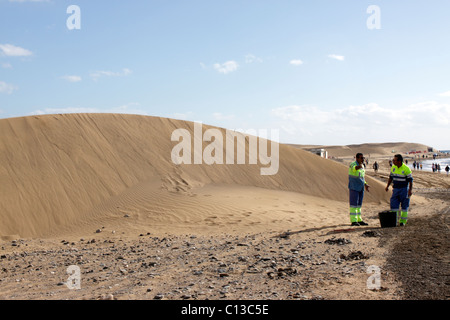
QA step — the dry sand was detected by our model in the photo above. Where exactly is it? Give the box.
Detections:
[290,142,435,159]
[0,113,448,301]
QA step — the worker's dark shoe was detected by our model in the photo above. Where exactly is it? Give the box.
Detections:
[399,223,405,227]
[351,222,360,226]
[358,221,369,226]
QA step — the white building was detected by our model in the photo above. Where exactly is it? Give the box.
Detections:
[307,148,328,159]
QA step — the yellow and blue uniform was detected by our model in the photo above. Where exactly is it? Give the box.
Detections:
[348,161,367,223]
[390,163,413,225]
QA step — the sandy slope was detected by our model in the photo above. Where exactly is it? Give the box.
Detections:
[0,113,390,239]
[290,142,434,159]
[1,113,448,301]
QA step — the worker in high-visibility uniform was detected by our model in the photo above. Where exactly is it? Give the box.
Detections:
[348,153,370,226]
[385,154,413,226]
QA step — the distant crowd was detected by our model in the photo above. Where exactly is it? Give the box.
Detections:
[431,163,441,172]
[366,159,449,175]
[412,160,423,170]
[412,160,449,175]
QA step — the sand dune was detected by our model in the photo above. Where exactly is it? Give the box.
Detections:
[1,113,448,301]
[289,142,434,159]
[0,113,390,238]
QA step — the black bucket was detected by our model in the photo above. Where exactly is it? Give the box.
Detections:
[378,210,397,228]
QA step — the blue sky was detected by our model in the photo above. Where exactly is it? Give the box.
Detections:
[1,0,450,149]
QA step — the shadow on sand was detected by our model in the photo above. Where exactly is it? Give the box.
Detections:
[275,224,385,238]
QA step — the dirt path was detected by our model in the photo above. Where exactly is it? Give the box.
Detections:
[380,192,449,300]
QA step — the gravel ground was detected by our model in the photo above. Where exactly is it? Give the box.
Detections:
[379,191,449,300]
[0,193,448,301]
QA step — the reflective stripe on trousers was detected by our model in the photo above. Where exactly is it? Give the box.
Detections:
[349,189,364,223]
[390,187,410,225]
[391,209,408,225]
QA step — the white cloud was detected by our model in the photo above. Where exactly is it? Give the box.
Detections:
[90,68,132,81]
[273,102,450,129]
[61,75,82,82]
[0,81,18,94]
[1,63,13,69]
[271,101,450,147]
[172,111,194,120]
[212,112,235,120]
[0,44,33,57]
[328,54,345,61]
[272,105,338,125]
[245,54,263,64]
[171,111,194,120]
[213,61,239,74]
[30,107,98,115]
[109,102,149,115]
[439,90,450,97]
[29,102,148,117]
[290,59,304,66]
[122,68,132,75]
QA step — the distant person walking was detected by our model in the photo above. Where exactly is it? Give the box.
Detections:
[348,153,370,226]
[445,165,449,176]
[373,161,379,173]
[385,154,413,226]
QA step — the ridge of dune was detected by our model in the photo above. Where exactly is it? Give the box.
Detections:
[0,113,390,238]
[289,142,434,158]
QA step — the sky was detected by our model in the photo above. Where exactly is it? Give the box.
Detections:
[1,0,450,150]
